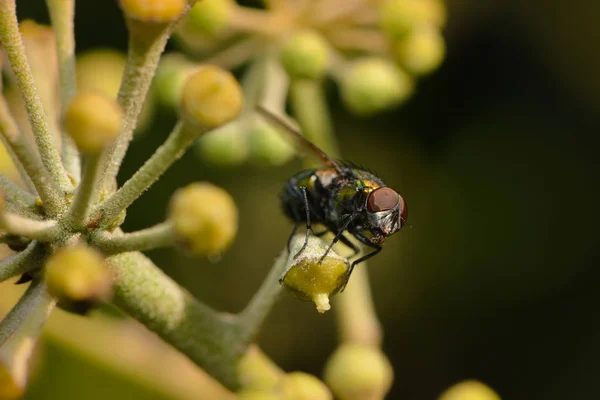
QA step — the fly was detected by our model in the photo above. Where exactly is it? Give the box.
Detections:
[257,106,407,291]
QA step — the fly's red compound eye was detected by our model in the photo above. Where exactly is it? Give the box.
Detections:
[399,195,407,223]
[367,187,399,212]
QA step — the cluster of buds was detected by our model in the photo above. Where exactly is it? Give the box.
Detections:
[152,0,446,167]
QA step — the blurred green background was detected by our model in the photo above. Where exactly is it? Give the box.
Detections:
[11,0,600,399]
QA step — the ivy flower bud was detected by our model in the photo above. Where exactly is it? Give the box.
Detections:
[324,344,393,400]
[248,118,295,166]
[76,49,126,98]
[153,53,195,110]
[341,58,413,116]
[438,380,501,400]
[119,0,186,23]
[169,182,238,257]
[180,65,244,129]
[181,0,234,37]
[379,0,446,38]
[195,122,249,167]
[237,390,280,400]
[44,245,113,314]
[280,30,330,80]
[280,372,332,400]
[281,235,349,313]
[394,26,445,76]
[64,92,123,153]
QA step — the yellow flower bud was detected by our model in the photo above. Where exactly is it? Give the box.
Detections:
[280,30,330,80]
[195,122,249,167]
[119,0,186,23]
[180,65,244,129]
[323,344,393,400]
[279,372,332,400]
[237,389,281,400]
[153,53,195,110]
[281,235,349,313]
[182,0,234,37]
[379,0,446,38]
[44,245,113,313]
[238,347,283,391]
[64,92,123,153]
[76,49,126,98]
[438,380,501,400]
[394,26,445,76]
[341,58,413,116]
[169,182,238,257]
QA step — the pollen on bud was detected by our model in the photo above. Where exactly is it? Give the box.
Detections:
[119,0,186,23]
[180,65,244,129]
[341,58,413,116]
[281,235,349,313]
[323,344,393,400]
[379,0,446,38]
[280,30,330,80]
[153,53,195,110]
[195,122,249,167]
[438,380,501,400]
[279,372,332,400]
[248,118,295,166]
[169,182,238,257]
[393,26,445,76]
[181,0,234,37]
[44,245,113,314]
[64,92,123,153]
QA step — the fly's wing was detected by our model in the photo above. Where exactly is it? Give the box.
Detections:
[256,106,344,175]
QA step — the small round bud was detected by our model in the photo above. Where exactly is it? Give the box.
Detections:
[119,0,186,23]
[394,26,445,76]
[248,119,295,166]
[236,390,280,400]
[64,92,123,153]
[438,380,501,400]
[44,245,113,314]
[341,58,413,116]
[153,53,195,110]
[324,344,393,400]
[280,372,332,400]
[76,49,126,98]
[379,0,446,38]
[280,30,330,80]
[195,123,249,167]
[180,65,244,128]
[181,0,234,37]
[282,235,349,313]
[238,347,283,391]
[169,182,238,257]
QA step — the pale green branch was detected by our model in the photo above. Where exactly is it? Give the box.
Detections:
[65,153,103,230]
[0,0,72,193]
[0,174,36,206]
[90,221,174,255]
[0,241,44,283]
[0,212,58,242]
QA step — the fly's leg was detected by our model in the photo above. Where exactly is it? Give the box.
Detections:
[294,186,312,259]
[318,213,359,264]
[337,234,361,259]
[340,231,382,291]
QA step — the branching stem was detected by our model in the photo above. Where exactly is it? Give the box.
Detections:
[0,241,45,283]
[90,221,174,255]
[0,213,59,242]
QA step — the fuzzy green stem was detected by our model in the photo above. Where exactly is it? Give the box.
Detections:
[0,213,58,242]
[0,93,64,214]
[91,222,174,255]
[106,251,245,389]
[0,241,45,283]
[0,174,36,206]
[0,0,72,192]
[65,153,103,230]
[96,122,203,228]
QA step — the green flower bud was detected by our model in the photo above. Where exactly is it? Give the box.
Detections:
[119,0,186,23]
[248,118,295,166]
[153,53,195,110]
[438,380,501,400]
[195,122,249,167]
[394,26,445,76]
[341,58,413,116]
[281,235,349,313]
[237,389,281,400]
[238,347,283,391]
[64,92,123,153]
[280,30,330,80]
[279,372,332,400]
[379,0,446,38]
[44,245,113,314]
[324,344,393,400]
[180,65,244,129]
[169,182,238,257]
[181,0,234,37]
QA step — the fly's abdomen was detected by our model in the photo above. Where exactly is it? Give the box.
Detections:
[279,169,325,224]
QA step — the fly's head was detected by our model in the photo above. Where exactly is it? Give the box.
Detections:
[364,187,407,242]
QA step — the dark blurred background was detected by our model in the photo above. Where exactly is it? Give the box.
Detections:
[14,0,600,399]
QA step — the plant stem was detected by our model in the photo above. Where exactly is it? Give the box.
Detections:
[0,174,36,206]
[0,213,58,242]
[0,0,71,193]
[106,251,245,390]
[90,221,174,255]
[0,241,45,283]
[65,153,103,229]
[95,122,202,228]
[45,0,81,180]
[0,92,64,214]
